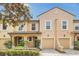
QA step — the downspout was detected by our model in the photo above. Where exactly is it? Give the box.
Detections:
[10,35,13,48]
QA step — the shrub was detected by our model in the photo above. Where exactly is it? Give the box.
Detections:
[4,40,12,49]
[0,50,39,56]
[0,51,5,56]
[74,41,79,47]
[34,39,40,49]
[74,41,79,49]
[18,39,24,46]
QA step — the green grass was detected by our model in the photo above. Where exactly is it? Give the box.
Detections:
[15,46,24,49]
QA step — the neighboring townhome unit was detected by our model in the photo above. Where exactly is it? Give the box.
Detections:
[38,7,74,49]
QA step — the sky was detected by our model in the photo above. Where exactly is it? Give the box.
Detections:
[0,3,79,20]
[29,3,79,20]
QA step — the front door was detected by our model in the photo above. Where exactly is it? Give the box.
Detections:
[77,37,79,41]
[14,36,24,46]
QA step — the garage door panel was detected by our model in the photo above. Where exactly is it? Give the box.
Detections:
[59,38,70,48]
[42,38,54,49]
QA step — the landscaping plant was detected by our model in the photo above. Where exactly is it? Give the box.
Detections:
[4,40,12,49]
[0,49,39,56]
[34,39,40,49]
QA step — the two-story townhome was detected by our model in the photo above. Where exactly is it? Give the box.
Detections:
[0,7,79,50]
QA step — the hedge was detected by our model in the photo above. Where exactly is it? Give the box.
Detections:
[0,50,39,56]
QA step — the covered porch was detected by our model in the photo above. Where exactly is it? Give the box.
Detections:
[72,31,79,49]
[8,32,41,49]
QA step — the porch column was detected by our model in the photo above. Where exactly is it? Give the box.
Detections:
[37,35,42,49]
[24,36,27,49]
[74,34,77,49]
[69,33,74,49]
[12,36,15,49]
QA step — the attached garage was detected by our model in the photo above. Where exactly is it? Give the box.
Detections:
[42,38,54,49]
[59,38,70,49]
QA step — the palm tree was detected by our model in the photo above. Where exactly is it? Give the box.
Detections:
[0,3,31,28]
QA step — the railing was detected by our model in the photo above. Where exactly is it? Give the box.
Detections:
[55,38,65,53]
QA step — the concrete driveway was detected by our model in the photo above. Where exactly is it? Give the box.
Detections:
[40,49,61,56]
[40,49,79,56]
[64,49,79,55]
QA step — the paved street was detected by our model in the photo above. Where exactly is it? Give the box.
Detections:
[40,49,79,56]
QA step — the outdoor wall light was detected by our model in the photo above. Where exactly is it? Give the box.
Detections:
[64,34,66,37]
[47,34,49,37]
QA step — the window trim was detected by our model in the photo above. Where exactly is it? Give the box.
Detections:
[74,24,79,31]
[45,20,52,30]
[61,20,68,30]
[18,23,24,31]
[27,37,32,41]
[3,24,7,30]
[31,23,36,31]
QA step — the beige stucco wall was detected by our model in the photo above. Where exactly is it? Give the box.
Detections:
[27,21,39,32]
[0,20,40,49]
[38,8,74,49]
[0,7,76,49]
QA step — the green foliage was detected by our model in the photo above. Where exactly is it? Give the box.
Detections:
[0,50,39,56]
[34,39,40,49]
[74,41,79,47]
[74,41,79,50]
[15,46,24,49]
[0,4,32,28]
[0,51,5,56]
[4,41,12,49]
[18,39,24,46]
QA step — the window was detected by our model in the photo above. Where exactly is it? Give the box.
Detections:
[28,37,32,41]
[75,26,79,30]
[61,20,68,30]
[19,24,24,31]
[32,23,36,31]
[3,24,7,30]
[45,21,51,29]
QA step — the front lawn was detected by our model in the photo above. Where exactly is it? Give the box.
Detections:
[15,46,24,49]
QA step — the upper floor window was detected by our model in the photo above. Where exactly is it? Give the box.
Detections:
[45,21,51,29]
[32,23,36,31]
[19,24,24,31]
[3,24,7,30]
[75,26,79,30]
[61,20,68,30]
[74,24,79,30]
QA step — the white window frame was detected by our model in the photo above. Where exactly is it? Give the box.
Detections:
[31,23,36,31]
[74,24,79,31]
[18,23,24,31]
[45,20,52,30]
[61,20,68,30]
